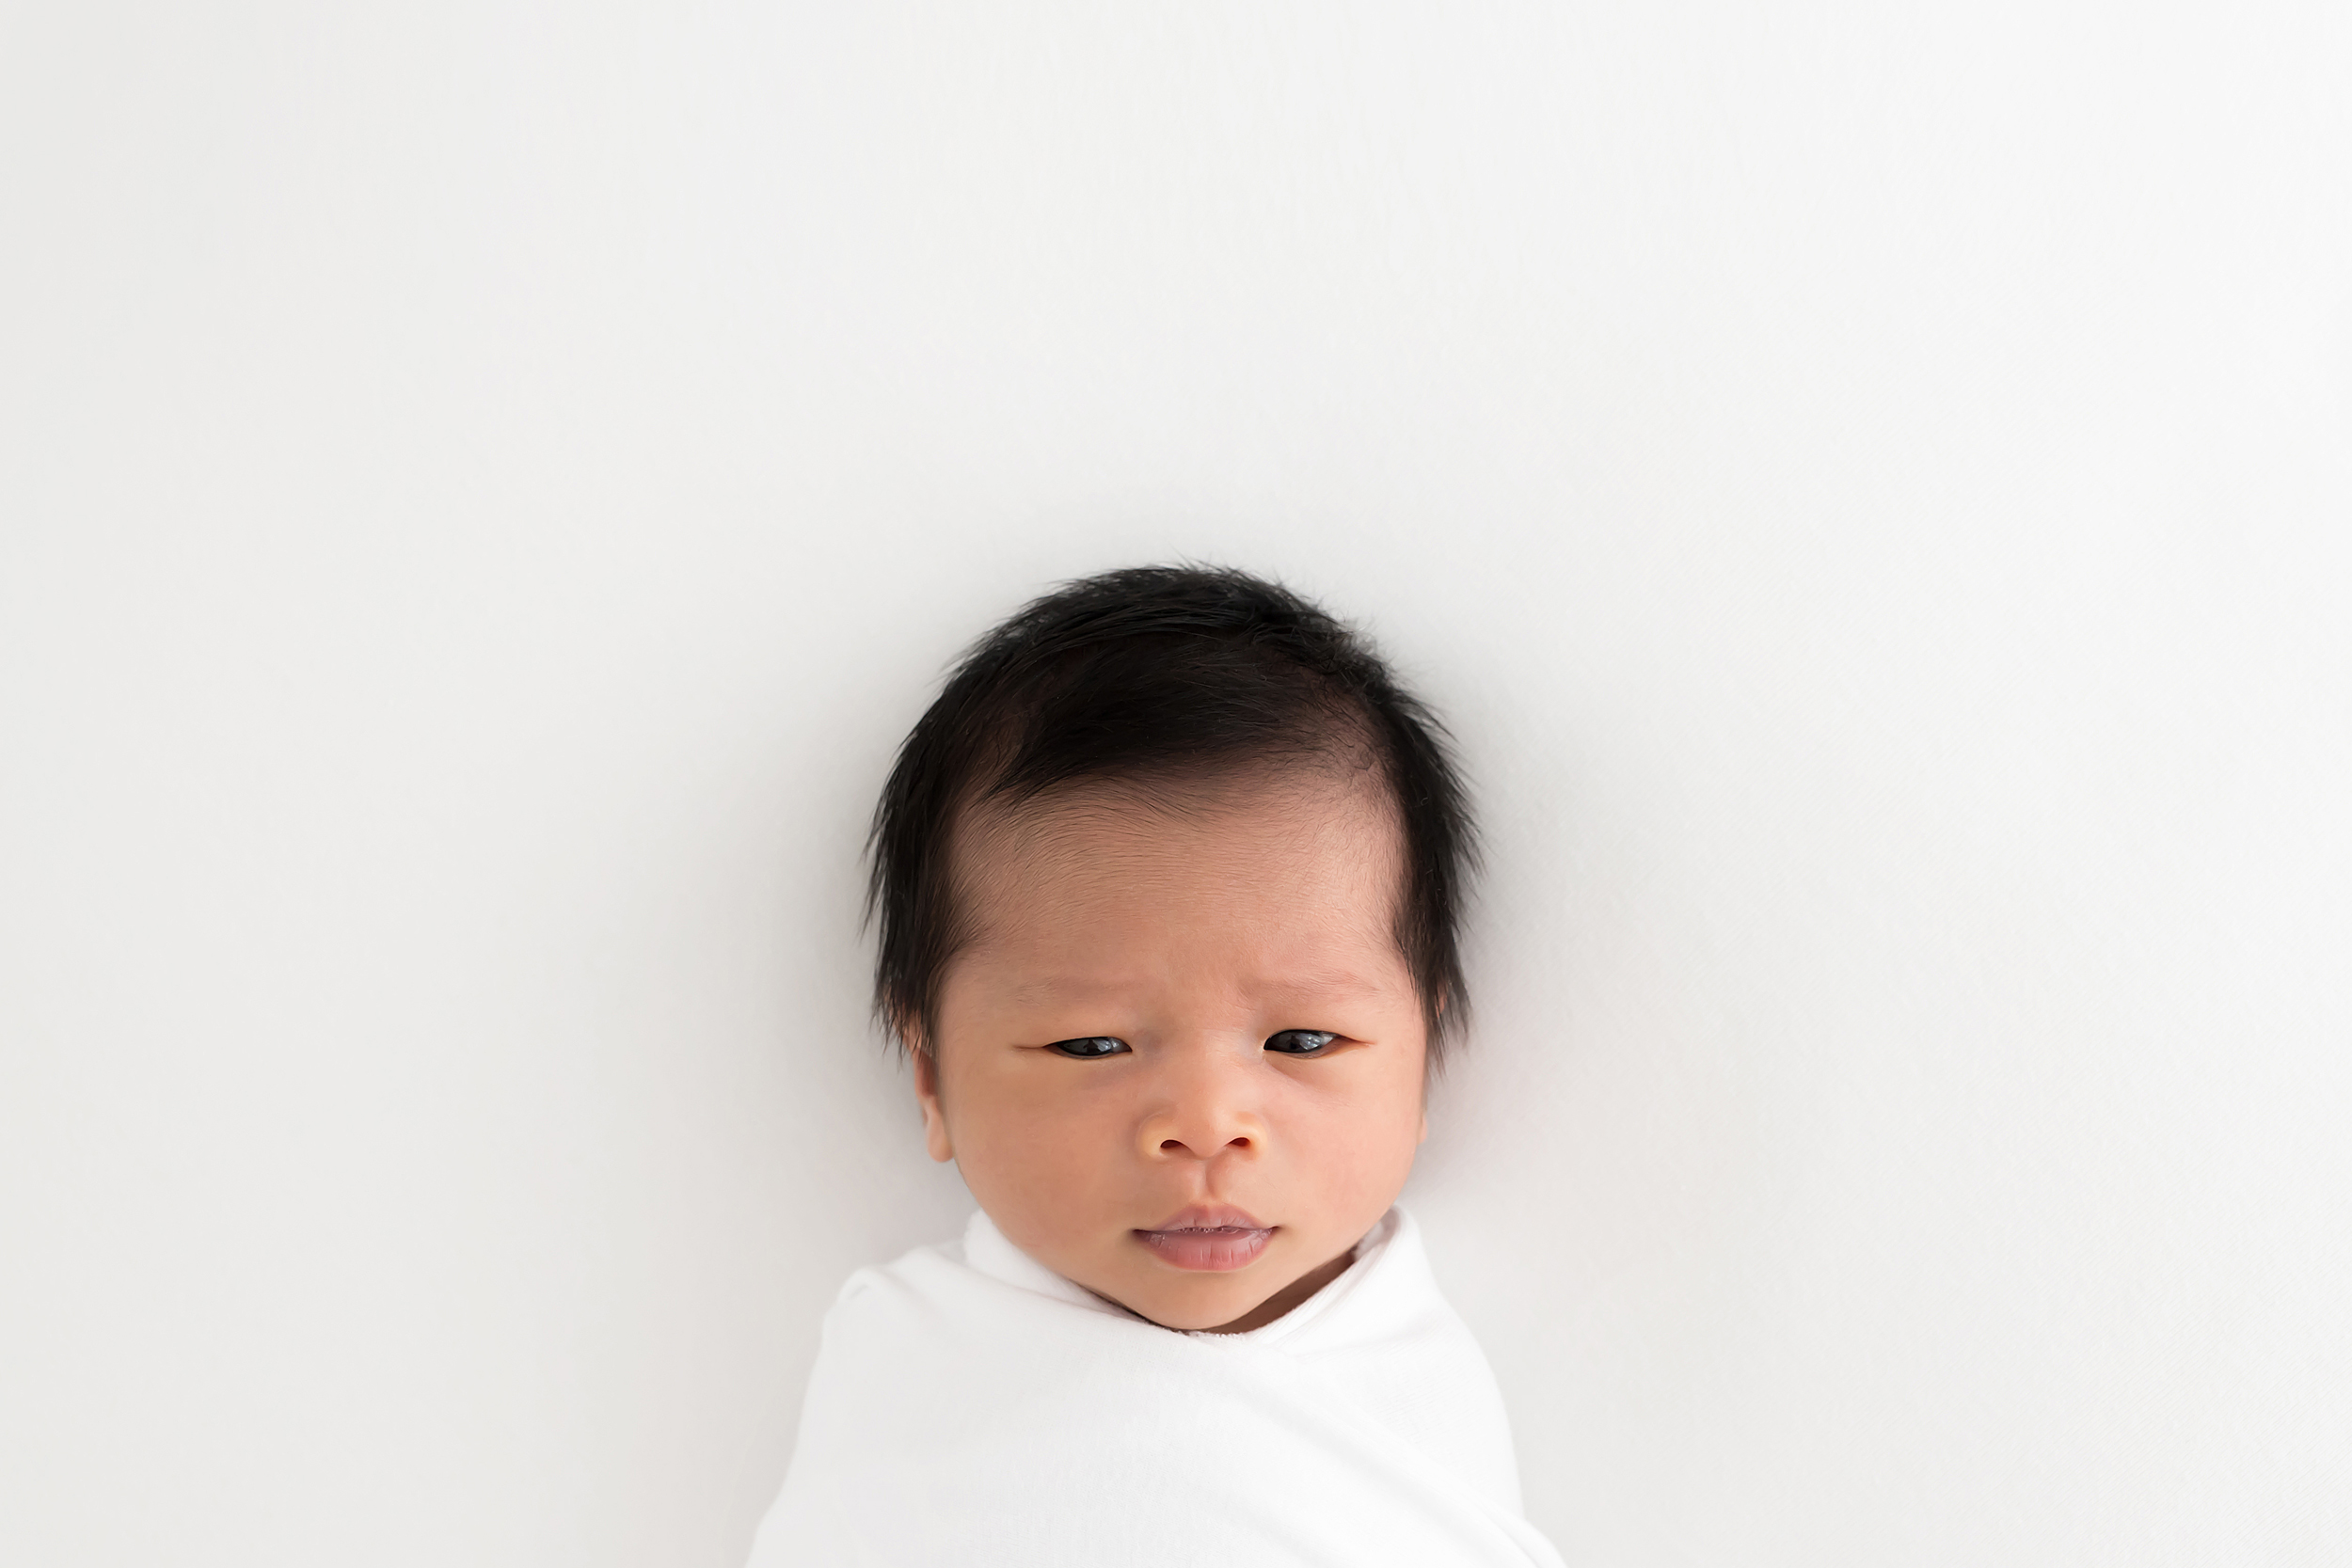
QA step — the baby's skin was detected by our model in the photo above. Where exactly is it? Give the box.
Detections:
[913,768,1429,1333]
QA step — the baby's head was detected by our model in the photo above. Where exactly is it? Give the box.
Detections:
[869,565,1474,1332]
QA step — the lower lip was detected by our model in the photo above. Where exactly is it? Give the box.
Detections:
[1135,1226,1274,1271]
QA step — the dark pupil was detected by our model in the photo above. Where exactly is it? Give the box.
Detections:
[1270,1031,1331,1053]
[1061,1037,1119,1056]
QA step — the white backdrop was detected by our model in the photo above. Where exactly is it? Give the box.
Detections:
[5,4,2347,1564]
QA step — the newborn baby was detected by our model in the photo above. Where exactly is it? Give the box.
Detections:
[747,564,1562,1566]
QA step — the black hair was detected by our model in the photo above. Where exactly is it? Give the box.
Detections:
[866,563,1477,1065]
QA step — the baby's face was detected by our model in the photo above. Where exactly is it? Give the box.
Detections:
[917,772,1428,1333]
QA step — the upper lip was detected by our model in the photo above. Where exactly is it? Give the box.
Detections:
[1138,1204,1270,1233]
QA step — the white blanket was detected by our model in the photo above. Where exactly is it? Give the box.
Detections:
[747,1207,1564,1567]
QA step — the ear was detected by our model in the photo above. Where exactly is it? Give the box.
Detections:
[1421,991,1442,1145]
[910,1037,954,1164]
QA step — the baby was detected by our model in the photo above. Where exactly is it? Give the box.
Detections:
[747,565,1563,1566]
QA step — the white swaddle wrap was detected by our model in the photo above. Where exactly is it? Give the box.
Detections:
[747,1206,1564,1567]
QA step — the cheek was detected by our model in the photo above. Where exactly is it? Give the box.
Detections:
[1299,1086,1425,1180]
[940,1062,1129,1196]
[1323,1051,1429,1170]
[1263,1056,1424,1184]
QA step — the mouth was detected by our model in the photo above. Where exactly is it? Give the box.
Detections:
[1133,1205,1274,1272]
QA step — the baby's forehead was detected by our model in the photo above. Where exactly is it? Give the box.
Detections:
[950,769,1407,942]
[960,767,1401,872]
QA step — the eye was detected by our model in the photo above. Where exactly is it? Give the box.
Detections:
[1264,1030,1340,1056]
[1044,1037,1131,1059]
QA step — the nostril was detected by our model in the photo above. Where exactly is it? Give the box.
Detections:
[1153,1133,1253,1155]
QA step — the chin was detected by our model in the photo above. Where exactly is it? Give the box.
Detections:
[1123,1274,1268,1332]
[1131,1294,1254,1332]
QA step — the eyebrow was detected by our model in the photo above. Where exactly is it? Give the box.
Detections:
[1261,970,1390,1000]
[1003,977,1121,1007]
[999,970,1391,1007]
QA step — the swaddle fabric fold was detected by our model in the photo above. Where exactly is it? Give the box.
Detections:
[748,1207,1564,1567]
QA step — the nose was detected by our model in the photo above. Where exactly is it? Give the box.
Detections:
[1137,1044,1263,1164]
